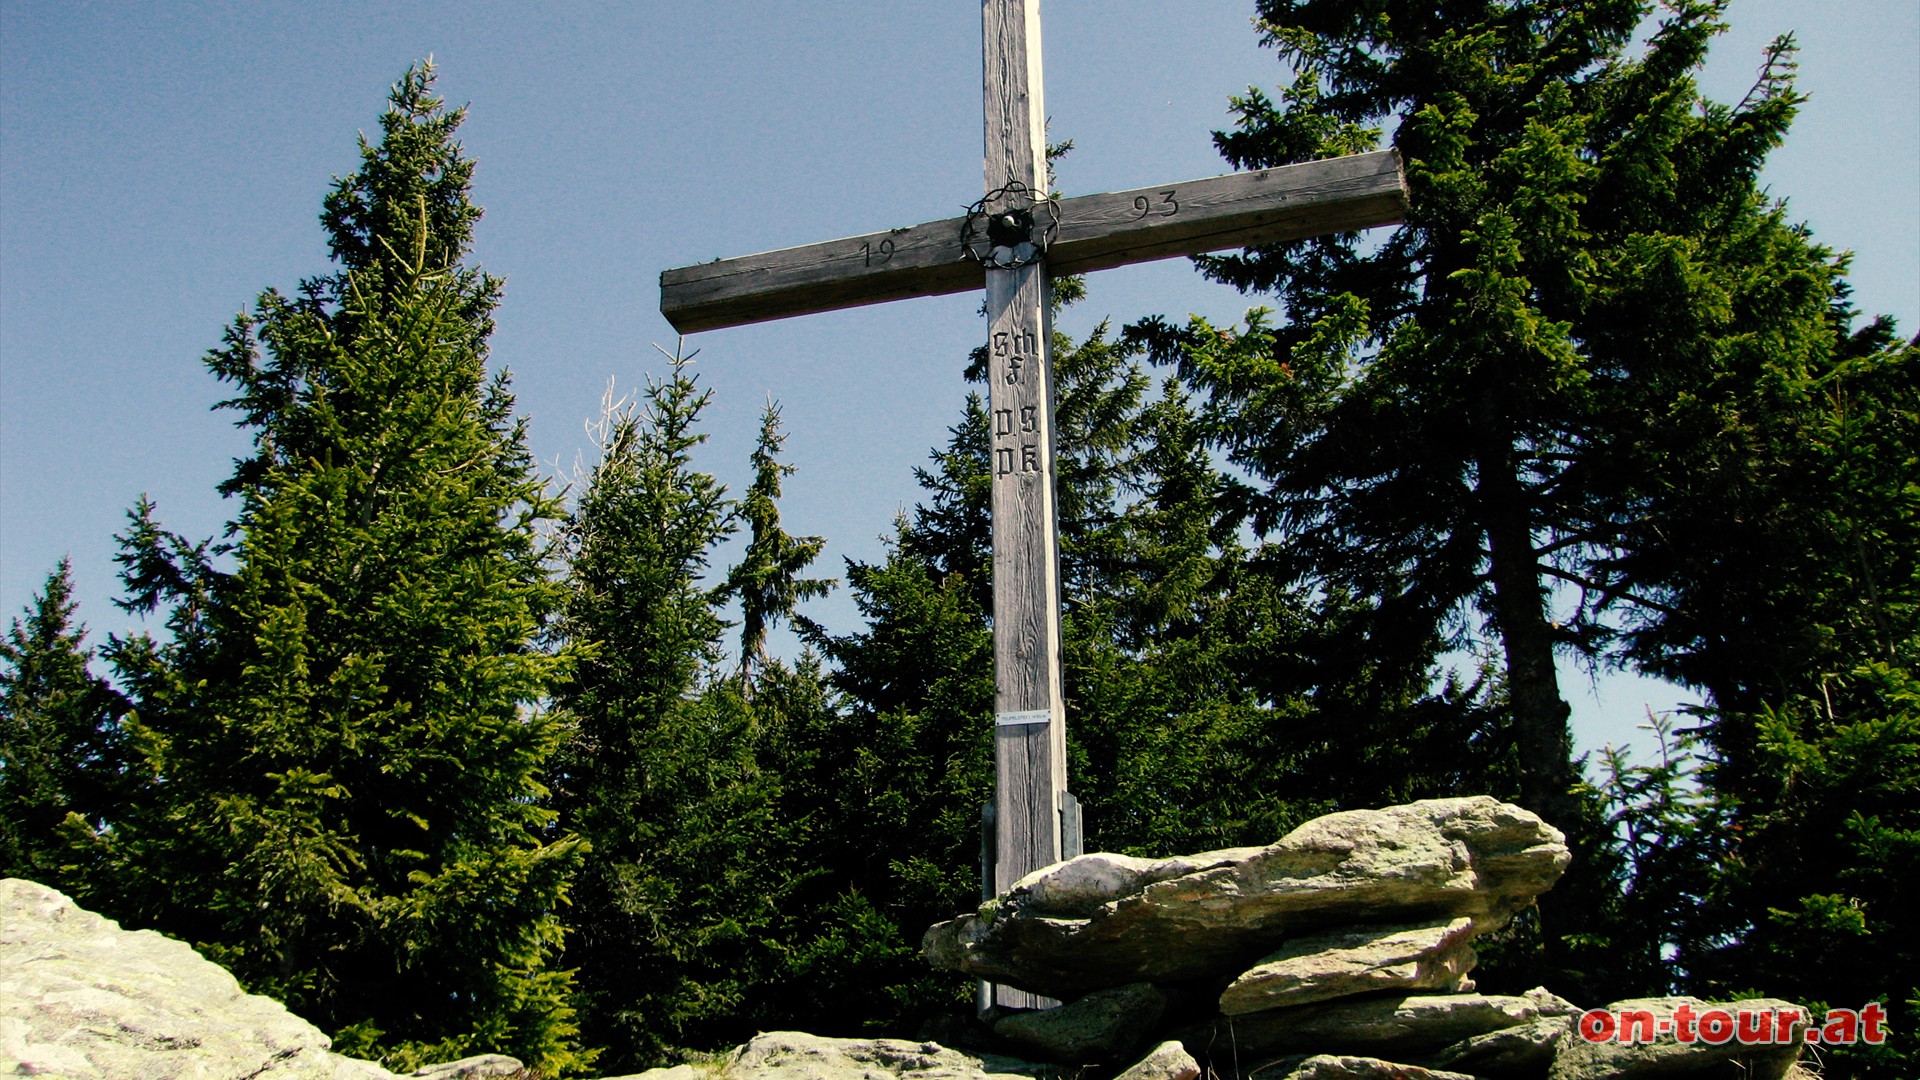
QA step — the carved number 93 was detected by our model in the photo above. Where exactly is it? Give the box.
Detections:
[1132,190,1179,220]
[860,238,895,266]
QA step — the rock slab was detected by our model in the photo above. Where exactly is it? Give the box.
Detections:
[1547,997,1806,1080]
[1218,916,1477,1014]
[992,982,1168,1063]
[1276,1056,1476,1080]
[924,797,1569,998]
[0,877,513,1080]
[1419,1016,1569,1078]
[409,1054,529,1078]
[723,1032,1044,1080]
[1112,1041,1199,1080]
[1215,988,1580,1059]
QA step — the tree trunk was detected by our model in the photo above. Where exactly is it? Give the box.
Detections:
[1471,381,1580,831]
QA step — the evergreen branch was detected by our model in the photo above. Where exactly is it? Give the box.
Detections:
[1536,564,1682,618]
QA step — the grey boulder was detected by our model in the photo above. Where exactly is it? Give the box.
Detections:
[722,1032,1046,1080]
[0,877,415,1079]
[1112,1041,1199,1080]
[1546,997,1807,1080]
[925,797,1567,998]
[1218,916,1478,1014]
[407,1054,530,1078]
[1212,987,1580,1059]
[992,982,1168,1063]
[1271,1055,1476,1080]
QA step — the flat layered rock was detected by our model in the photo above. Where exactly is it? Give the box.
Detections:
[1272,1055,1476,1080]
[408,1057,528,1079]
[724,1032,1046,1080]
[1112,1041,1200,1080]
[0,878,404,1079]
[992,982,1168,1064]
[1212,988,1580,1059]
[1547,997,1807,1080]
[1421,1016,1569,1078]
[1218,916,1477,1014]
[925,797,1567,998]
[605,1067,704,1080]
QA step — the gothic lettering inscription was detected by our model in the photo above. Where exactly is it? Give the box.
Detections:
[994,443,1042,477]
[991,326,1044,477]
[992,406,1038,437]
[994,328,1037,385]
[994,329,1039,354]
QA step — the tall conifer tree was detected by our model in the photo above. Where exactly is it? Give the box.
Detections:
[725,402,833,686]
[1168,0,1809,830]
[100,64,587,1074]
[553,358,817,1068]
[1158,0,1912,1040]
[0,560,129,889]
[1602,269,1918,1077]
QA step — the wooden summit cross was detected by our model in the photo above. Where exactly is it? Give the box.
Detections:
[660,2,1406,1010]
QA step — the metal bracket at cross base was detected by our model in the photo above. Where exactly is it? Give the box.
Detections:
[978,793,1082,1013]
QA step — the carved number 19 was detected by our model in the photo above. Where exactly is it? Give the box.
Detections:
[860,238,896,266]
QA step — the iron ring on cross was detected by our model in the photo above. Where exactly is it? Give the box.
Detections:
[962,181,1059,269]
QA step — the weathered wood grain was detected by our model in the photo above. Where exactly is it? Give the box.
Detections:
[992,722,1059,1012]
[658,150,1406,333]
[985,264,1064,808]
[660,216,979,335]
[983,0,1064,1013]
[1048,152,1405,276]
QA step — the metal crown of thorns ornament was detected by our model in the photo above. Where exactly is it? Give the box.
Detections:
[962,181,1060,269]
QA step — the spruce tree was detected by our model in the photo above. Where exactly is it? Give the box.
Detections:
[724,402,834,685]
[553,357,824,1068]
[1171,0,1796,828]
[1605,294,1918,1077]
[1149,0,1917,1049]
[805,401,1001,1025]
[101,64,587,1074]
[1144,0,1863,998]
[0,560,129,889]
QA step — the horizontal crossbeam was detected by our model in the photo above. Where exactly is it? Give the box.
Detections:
[659,150,1406,334]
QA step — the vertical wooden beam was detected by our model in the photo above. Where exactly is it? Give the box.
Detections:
[982,0,1066,1013]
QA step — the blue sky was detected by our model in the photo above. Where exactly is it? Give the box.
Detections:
[3,1,1915,762]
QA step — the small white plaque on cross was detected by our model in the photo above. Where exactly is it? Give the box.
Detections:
[660,1,1405,1013]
